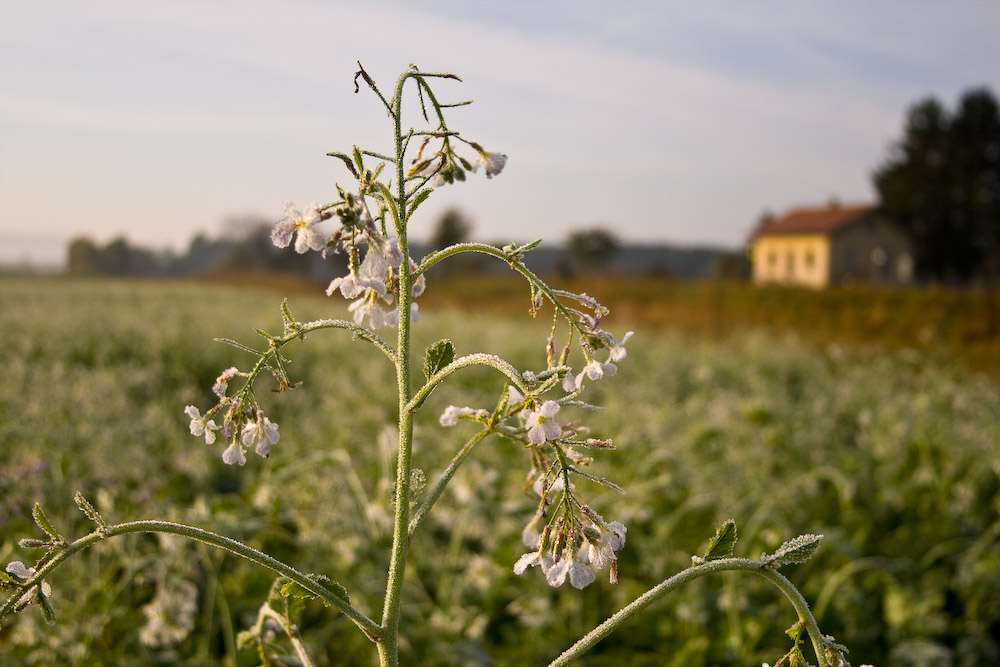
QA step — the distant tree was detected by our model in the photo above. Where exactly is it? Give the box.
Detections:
[873,88,1000,282]
[101,237,133,276]
[66,237,102,275]
[566,227,619,272]
[430,208,472,249]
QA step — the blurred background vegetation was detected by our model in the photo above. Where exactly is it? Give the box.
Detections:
[0,83,997,667]
[1,276,997,666]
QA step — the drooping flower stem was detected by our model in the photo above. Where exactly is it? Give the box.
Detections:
[546,558,832,667]
[0,520,382,641]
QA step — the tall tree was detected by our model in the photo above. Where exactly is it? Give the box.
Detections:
[873,88,1000,282]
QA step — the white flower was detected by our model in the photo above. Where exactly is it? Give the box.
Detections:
[241,413,280,457]
[272,201,325,253]
[473,151,507,179]
[411,271,426,298]
[525,401,562,444]
[326,273,364,299]
[512,550,554,576]
[584,358,617,381]
[356,246,391,297]
[586,520,627,570]
[221,441,247,466]
[349,295,394,328]
[212,367,239,399]
[513,551,540,575]
[439,405,485,427]
[374,235,404,268]
[545,547,596,589]
[607,331,633,363]
[184,405,219,445]
[5,561,52,605]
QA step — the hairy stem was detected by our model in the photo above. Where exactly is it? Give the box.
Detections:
[404,352,528,414]
[378,65,418,667]
[0,520,381,641]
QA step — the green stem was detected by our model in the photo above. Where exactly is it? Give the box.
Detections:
[378,66,418,667]
[0,520,382,642]
[403,352,528,414]
[415,243,585,330]
[546,558,832,667]
[375,63,464,667]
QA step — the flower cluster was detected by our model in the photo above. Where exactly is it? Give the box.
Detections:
[438,298,632,588]
[514,506,627,589]
[185,401,280,467]
[185,364,282,466]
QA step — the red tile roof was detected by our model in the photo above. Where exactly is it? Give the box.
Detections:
[753,203,876,238]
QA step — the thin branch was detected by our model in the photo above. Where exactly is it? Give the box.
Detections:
[546,558,832,667]
[403,353,529,415]
[1,520,383,642]
[408,428,492,537]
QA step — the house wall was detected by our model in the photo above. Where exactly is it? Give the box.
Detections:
[751,234,831,287]
[828,217,914,285]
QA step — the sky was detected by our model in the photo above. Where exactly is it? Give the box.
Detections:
[2,1,999,267]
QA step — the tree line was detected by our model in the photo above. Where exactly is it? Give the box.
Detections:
[66,86,999,285]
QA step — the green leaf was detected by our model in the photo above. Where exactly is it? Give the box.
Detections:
[32,503,60,541]
[423,339,455,380]
[407,188,432,219]
[761,533,824,568]
[352,145,365,173]
[702,519,738,561]
[74,491,107,529]
[326,151,359,177]
[516,238,543,254]
[279,573,350,607]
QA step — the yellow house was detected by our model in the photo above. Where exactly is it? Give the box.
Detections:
[750,203,914,288]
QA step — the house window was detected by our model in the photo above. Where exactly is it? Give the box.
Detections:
[804,249,816,269]
[786,251,794,277]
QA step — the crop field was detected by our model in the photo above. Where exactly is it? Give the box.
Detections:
[1,276,998,666]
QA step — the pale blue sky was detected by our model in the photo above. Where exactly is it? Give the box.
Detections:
[2,0,999,266]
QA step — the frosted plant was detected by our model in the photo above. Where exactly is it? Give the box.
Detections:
[1,63,861,667]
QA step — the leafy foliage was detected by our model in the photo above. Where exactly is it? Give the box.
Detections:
[701,519,738,562]
[760,534,823,569]
[1,278,998,665]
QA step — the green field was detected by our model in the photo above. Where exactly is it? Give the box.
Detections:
[1,277,998,666]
